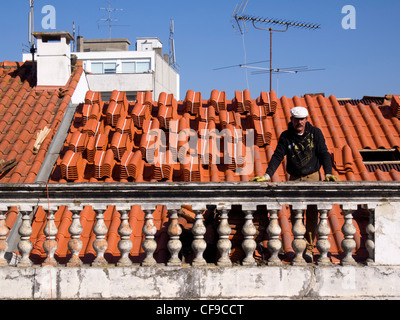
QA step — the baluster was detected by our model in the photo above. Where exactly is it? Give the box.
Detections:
[17,211,33,267]
[92,208,109,267]
[117,209,133,267]
[142,209,157,266]
[67,209,83,267]
[42,210,58,267]
[316,209,331,266]
[191,210,207,266]
[291,209,307,265]
[241,210,257,266]
[267,209,282,266]
[217,209,232,267]
[365,208,375,265]
[341,209,357,266]
[167,209,182,266]
[0,210,9,266]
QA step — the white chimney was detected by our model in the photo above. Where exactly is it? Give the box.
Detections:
[136,37,163,56]
[33,31,74,87]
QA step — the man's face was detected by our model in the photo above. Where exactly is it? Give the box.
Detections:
[291,116,307,134]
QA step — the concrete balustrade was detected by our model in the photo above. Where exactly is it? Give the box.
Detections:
[0,181,399,267]
[0,182,400,299]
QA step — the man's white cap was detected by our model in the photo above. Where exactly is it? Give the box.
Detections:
[290,106,309,119]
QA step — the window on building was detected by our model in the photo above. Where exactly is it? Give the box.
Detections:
[121,62,135,73]
[360,148,400,172]
[136,61,151,73]
[91,62,103,74]
[104,62,117,74]
[90,60,151,74]
[91,62,117,74]
[100,91,138,102]
[121,60,151,74]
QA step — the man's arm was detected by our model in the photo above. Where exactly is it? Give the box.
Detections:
[265,134,287,178]
[315,128,333,175]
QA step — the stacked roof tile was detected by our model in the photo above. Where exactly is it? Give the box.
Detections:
[391,95,400,119]
[50,89,400,183]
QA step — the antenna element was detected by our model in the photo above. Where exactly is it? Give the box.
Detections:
[233,8,321,91]
[99,0,123,39]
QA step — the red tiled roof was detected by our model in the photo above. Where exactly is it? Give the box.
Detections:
[0,60,84,183]
[49,90,400,183]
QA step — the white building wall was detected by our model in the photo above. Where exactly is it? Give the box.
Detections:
[70,70,90,104]
[85,73,154,93]
[73,47,179,100]
[154,53,180,100]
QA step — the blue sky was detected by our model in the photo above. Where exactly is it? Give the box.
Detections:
[1,0,399,99]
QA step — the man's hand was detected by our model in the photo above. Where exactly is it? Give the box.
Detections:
[325,174,340,182]
[250,174,271,182]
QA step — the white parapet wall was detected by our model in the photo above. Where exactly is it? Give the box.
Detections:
[1,265,400,300]
[375,202,400,265]
[1,182,400,300]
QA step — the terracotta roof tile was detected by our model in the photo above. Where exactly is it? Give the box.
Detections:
[5,86,394,266]
[5,208,19,232]
[0,60,84,183]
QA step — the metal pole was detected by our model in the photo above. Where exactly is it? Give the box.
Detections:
[270,28,272,92]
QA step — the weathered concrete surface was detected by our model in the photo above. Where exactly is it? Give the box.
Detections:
[375,202,400,265]
[1,265,400,299]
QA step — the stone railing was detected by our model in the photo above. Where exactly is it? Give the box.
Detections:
[1,181,400,268]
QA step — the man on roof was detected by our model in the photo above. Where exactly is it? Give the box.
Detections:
[251,106,339,262]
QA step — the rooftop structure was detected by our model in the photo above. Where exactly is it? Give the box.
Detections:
[73,36,179,102]
[76,36,131,52]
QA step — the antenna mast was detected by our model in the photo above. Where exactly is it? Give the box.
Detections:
[28,0,34,48]
[72,21,76,52]
[100,0,123,39]
[28,0,36,78]
[234,9,320,91]
[169,19,179,72]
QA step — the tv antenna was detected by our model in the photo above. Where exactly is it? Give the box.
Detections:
[169,19,179,72]
[251,65,325,96]
[213,60,269,71]
[23,0,36,78]
[251,65,325,75]
[28,0,35,50]
[213,60,324,96]
[233,4,321,91]
[99,0,124,39]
